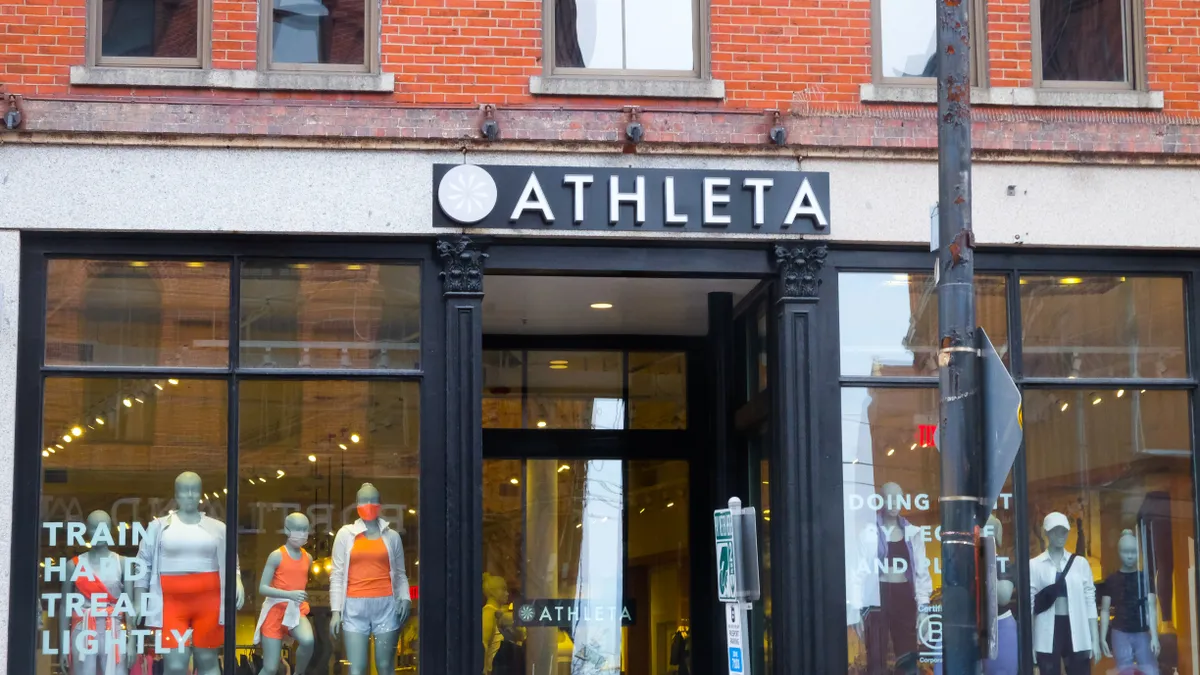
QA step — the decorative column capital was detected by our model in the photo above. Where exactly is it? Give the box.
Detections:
[437,235,489,296]
[773,243,828,300]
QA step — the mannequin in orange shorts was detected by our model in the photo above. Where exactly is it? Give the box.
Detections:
[253,512,315,675]
[134,472,244,675]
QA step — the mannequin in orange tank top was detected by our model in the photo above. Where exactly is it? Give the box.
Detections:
[254,513,315,675]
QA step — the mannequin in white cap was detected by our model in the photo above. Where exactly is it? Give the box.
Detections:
[1030,511,1100,675]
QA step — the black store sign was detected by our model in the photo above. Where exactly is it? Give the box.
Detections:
[433,164,831,233]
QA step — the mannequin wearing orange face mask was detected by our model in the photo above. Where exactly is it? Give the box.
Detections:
[329,483,412,675]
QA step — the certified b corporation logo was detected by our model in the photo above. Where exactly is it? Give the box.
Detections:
[437,164,498,224]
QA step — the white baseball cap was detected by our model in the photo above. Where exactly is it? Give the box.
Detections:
[1043,512,1071,532]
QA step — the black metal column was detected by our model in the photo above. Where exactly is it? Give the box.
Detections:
[705,291,736,673]
[437,236,488,675]
[769,244,828,675]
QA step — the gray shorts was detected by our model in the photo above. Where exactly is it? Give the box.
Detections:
[343,596,399,635]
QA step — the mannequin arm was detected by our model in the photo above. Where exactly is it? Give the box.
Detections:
[1099,596,1112,657]
[258,550,303,601]
[1148,593,1160,641]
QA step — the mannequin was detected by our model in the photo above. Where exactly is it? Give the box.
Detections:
[254,513,316,675]
[1100,529,1160,674]
[852,482,932,675]
[482,573,524,675]
[330,483,411,675]
[62,510,133,675]
[133,472,244,675]
[1030,512,1100,675]
[669,618,691,675]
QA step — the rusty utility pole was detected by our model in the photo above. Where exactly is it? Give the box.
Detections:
[936,0,983,671]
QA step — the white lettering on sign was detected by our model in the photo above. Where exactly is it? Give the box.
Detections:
[783,178,829,228]
[609,175,646,224]
[664,177,689,225]
[510,173,555,223]
[704,177,732,226]
[563,174,594,223]
[742,178,773,226]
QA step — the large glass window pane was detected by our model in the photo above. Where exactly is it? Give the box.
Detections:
[272,0,366,66]
[839,273,1008,378]
[240,262,420,371]
[1024,388,1195,674]
[554,0,695,71]
[237,380,420,675]
[46,259,230,368]
[879,0,936,78]
[1040,0,1128,82]
[628,352,687,430]
[484,350,525,429]
[1021,276,1185,379]
[100,0,199,59]
[482,458,690,675]
[841,387,1016,674]
[38,377,227,670]
[526,351,624,430]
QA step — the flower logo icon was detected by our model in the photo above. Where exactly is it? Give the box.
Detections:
[437,164,498,224]
[518,604,536,623]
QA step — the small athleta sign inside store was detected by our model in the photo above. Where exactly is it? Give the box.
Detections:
[433,164,832,233]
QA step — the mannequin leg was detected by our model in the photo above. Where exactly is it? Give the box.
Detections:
[343,630,372,675]
[192,647,220,675]
[162,648,192,675]
[372,629,400,675]
[290,617,315,675]
[260,637,285,675]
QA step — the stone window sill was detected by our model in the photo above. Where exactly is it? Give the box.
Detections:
[860,83,1164,110]
[529,75,725,100]
[70,66,395,93]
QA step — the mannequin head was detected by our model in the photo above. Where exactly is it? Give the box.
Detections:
[483,573,509,605]
[1118,529,1139,569]
[881,482,904,519]
[986,515,1004,549]
[85,510,112,550]
[356,483,381,522]
[1043,511,1070,553]
[174,472,203,515]
[284,512,311,548]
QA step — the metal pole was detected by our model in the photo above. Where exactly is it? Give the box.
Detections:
[936,0,982,671]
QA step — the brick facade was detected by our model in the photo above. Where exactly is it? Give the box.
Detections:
[2,0,1200,154]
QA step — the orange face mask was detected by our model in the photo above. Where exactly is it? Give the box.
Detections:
[357,504,381,522]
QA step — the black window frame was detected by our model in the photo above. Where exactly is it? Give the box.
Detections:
[10,233,445,675]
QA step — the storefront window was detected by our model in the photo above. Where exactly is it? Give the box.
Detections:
[629,352,687,430]
[33,256,423,675]
[839,273,1008,378]
[481,458,690,675]
[1021,276,1186,379]
[841,387,1017,674]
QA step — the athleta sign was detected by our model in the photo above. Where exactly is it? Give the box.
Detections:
[433,164,831,233]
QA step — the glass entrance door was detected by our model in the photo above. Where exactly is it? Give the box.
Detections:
[482,457,691,675]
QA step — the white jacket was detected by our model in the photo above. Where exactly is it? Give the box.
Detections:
[1030,550,1097,653]
[329,518,410,613]
[848,519,934,621]
[134,512,239,628]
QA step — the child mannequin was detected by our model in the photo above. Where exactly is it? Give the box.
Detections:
[1100,529,1160,675]
[62,510,133,675]
[253,513,316,675]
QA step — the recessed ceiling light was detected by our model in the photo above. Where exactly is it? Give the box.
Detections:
[590,302,613,310]
[549,364,568,370]
[129,261,149,268]
[186,262,206,268]
[350,434,361,443]
[346,264,364,271]
[1059,277,1083,285]
[308,454,317,462]
[509,478,519,485]
[291,263,310,270]
[549,360,569,366]
[536,421,547,428]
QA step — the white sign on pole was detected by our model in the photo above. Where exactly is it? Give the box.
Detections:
[725,602,751,675]
[714,508,737,602]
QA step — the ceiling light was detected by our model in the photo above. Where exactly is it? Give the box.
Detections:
[549,360,569,365]
[1140,389,1147,394]
[260,478,268,484]
[154,383,164,390]
[558,464,570,472]
[886,448,895,456]
[62,435,72,443]
[70,427,82,437]
[537,421,547,428]
[277,470,286,478]
[910,443,918,451]
[248,479,256,486]
[134,398,144,404]
[308,455,317,463]
[42,450,49,457]
[1117,389,1125,398]
[408,508,416,515]
[549,364,568,370]
[590,303,613,310]
[95,417,105,425]
[346,264,364,271]
[1059,277,1083,285]
[291,263,310,270]
[339,444,348,450]
[55,444,63,450]
[510,478,519,485]
[1060,401,1070,412]
[186,262,206,268]
[639,508,646,514]
[666,502,675,508]
[1091,395,1102,405]
[576,523,582,529]
[223,488,227,494]
[129,261,149,268]
[350,434,360,443]
[168,379,179,385]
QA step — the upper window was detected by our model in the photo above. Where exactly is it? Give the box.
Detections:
[90,0,207,67]
[260,0,374,72]
[872,0,987,85]
[1034,0,1142,88]
[549,0,703,76]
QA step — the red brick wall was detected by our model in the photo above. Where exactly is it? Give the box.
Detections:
[2,0,1200,137]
